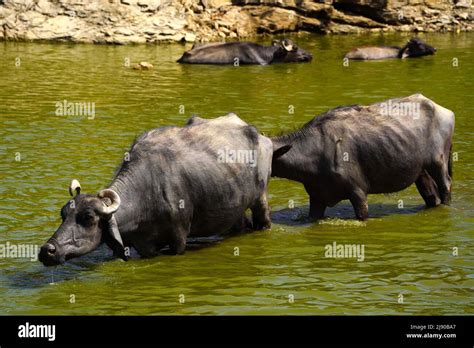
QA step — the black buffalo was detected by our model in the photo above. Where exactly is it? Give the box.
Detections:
[345,38,436,60]
[271,94,454,220]
[39,114,290,266]
[177,39,312,65]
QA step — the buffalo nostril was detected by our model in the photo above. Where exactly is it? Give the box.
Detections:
[47,244,56,255]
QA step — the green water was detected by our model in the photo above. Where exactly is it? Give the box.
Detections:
[0,33,473,315]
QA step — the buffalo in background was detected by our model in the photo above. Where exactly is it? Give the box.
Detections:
[345,38,436,60]
[271,94,454,220]
[177,39,313,65]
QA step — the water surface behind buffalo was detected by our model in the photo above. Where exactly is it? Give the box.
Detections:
[0,33,473,315]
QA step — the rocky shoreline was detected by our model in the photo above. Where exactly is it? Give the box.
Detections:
[0,0,473,44]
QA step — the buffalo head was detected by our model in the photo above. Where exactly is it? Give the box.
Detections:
[39,179,127,266]
[272,39,313,63]
[400,38,436,58]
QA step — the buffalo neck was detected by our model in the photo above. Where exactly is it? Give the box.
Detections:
[107,173,149,239]
[261,45,280,63]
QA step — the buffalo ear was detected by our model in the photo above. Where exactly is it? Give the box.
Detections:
[104,215,128,261]
[273,144,292,160]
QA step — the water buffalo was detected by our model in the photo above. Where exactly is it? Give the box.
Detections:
[39,114,290,266]
[271,94,454,220]
[177,39,312,65]
[344,38,436,60]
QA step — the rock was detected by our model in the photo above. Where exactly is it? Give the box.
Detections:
[454,0,472,8]
[31,15,80,40]
[456,12,469,20]
[423,8,440,16]
[115,35,147,44]
[23,11,46,27]
[184,32,196,42]
[425,0,449,10]
[201,0,231,8]
[137,0,161,11]
[152,18,166,27]
[3,0,35,11]
[156,33,185,41]
[166,18,186,30]
[334,0,386,10]
[328,23,364,34]
[331,8,386,28]
[301,17,322,31]
[219,26,230,33]
[18,13,29,22]
[159,28,177,35]
[64,10,76,17]
[255,7,300,33]
[143,28,157,35]
[191,4,204,13]
[440,15,451,24]
[35,0,58,16]
[115,27,134,36]
[133,61,154,70]
[216,20,231,28]
[3,13,17,29]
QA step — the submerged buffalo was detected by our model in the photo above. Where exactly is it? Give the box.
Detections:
[271,94,454,220]
[177,39,312,65]
[39,114,290,266]
[344,38,436,60]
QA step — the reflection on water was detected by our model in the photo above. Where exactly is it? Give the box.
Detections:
[0,33,473,315]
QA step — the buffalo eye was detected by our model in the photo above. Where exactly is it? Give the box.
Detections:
[77,211,96,227]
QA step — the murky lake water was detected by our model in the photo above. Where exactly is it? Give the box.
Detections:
[0,33,473,315]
